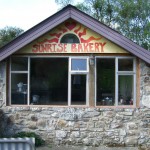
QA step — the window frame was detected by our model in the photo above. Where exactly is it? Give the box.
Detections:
[95,56,136,107]
[10,56,30,105]
[9,55,136,107]
[69,57,89,73]
[10,56,89,106]
[68,57,89,106]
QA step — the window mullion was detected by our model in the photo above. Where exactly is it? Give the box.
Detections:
[68,58,71,106]
[133,73,136,106]
[133,58,136,106]
[10,58,12,105]
[86,73,89,106]
[27,57,30,105]
[115,58,118,106]
[68,73,71,106]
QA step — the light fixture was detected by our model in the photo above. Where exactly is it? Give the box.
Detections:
[89,54,95,65]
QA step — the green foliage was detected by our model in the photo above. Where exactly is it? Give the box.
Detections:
[75,3,91,15]
[55,0,73,7]
[13,132,45,147]
[0,26,24,48]
[75,0,117,27]
[77,0,150,50]
[55,0,150,50]
[115,0,150,50]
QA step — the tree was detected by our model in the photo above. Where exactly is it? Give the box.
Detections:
[55,0,74,7]
[77,0,117,27]
[115,0,150,50]
[0,26,24,48]
[55,0,150,50]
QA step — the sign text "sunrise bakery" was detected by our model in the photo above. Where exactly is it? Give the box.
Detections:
[32,42,106,53]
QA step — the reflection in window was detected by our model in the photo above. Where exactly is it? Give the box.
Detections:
[96,59,115,106]
[11,57,28,71]
[11,57,28,105]
[118,59,133,71]
[71,75,86,105]
[71,59,87,71]
[118,75,133,105]
[11,74,27,105]
[30,58,68,105]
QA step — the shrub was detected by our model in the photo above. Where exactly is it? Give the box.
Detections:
[13,132,45,147]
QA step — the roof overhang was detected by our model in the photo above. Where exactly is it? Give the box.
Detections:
[0,5,150,64]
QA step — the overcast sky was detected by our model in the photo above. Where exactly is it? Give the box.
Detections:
[0,0,83,31]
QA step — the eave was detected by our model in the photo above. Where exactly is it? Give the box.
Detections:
[0,5,149,64]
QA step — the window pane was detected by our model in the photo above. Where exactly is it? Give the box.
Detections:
[30,58,68,105]
[11,74,27,105]
[118,75,133,105]
[11,57,28,71]
[118,59,133,71]
[96,59,115,106]
[71,75,86,105]
[71,59,87,71]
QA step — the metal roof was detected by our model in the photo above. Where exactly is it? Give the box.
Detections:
[0,5,150,64]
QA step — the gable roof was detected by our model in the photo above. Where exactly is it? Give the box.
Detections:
[0,5,150,64]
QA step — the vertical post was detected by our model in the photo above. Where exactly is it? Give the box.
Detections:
[89,56,95,107]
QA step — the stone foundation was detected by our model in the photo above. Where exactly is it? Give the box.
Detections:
[1,106,150,149]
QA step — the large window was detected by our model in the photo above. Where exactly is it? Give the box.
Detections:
[10,57,89,106]
[11,57,68,105]
[96,59,115,106]
[30,58,68,105]
[10,56,136,107]
[96,57,136,106]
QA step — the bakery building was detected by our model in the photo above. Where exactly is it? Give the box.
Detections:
[0,5,150,147]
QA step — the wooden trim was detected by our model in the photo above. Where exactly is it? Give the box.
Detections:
[12,53,132,57]
[7,105,137,109]
[89,65,95,107]
[136,58,140,107]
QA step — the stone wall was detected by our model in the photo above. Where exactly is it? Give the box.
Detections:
[140,60,150,108]
[1,107,150,149]
[0,61,6,107]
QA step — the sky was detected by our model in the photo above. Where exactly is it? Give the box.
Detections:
[0,0,82,31]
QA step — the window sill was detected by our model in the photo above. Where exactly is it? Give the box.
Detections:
[8,105,137,109]
[95,105,137,109]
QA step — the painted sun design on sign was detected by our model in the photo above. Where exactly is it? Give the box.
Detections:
[38,20,103,44]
